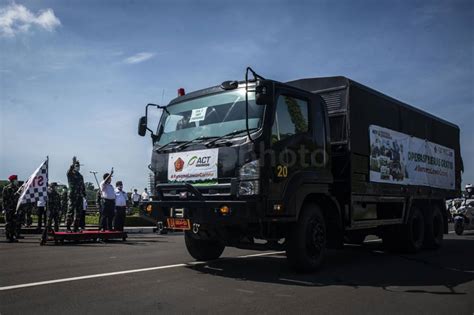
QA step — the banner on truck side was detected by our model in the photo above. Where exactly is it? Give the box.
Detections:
[369,125,455,189]
[168,148,218,183]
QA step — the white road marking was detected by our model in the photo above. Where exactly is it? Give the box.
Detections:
[0,251,285,292]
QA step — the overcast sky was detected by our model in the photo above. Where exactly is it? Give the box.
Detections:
[0,0,473,191]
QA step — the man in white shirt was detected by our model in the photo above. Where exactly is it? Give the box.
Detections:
[132,189,141,207]
[141,188,150,201]
[37,200,47,230]
[100,171,115,231]
[114,181,128,231]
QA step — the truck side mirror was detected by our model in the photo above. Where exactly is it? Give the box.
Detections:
[255,80,274,106]
[138,116,147,136]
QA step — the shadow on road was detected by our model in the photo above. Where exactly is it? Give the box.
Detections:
[187,238,474,295]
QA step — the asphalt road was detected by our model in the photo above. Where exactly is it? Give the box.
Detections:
[0,230,473,315]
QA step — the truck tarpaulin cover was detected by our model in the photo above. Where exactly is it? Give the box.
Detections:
[369,125,455,189]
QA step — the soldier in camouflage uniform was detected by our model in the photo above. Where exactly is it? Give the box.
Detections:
[59,187,68,225]
[40,183,62,245]
[24,203,33,227]
[2,175,20,242]
[66,157,86,232]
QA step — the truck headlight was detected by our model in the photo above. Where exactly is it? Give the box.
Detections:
[238,160,260,195]
[238,180,259,196]
[239,160,259,180]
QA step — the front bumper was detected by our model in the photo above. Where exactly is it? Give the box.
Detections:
[142,199,262,226]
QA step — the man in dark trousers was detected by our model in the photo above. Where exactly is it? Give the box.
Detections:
[66,156,86,232]
[60,187,68,225]
[36,199,47,231]
[99,170,115,231]
[114,181,128,231]
[40,183,62,245]
[2,175,20,242]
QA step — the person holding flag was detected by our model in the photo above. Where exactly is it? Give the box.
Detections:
[66,156,86,232]
[2,175,21,242]
[100,170,115,231]
[15,157,50,241]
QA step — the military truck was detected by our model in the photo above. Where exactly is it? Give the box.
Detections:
[138,68,462,271]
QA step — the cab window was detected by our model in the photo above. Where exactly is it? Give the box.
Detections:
[272,95,309,143]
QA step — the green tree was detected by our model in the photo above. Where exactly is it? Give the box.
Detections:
[284,96,308,134]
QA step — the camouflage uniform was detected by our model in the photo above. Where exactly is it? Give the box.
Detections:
[66,163,86,231]
[48,188,61,231]
[60,189,68,224]
[2,183,20,241]
[41,186,62,244]
[24,203,33,227]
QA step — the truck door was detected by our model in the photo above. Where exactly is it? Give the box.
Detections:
[268,89,319,202]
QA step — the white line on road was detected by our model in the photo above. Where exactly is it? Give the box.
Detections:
[0,251,285,292]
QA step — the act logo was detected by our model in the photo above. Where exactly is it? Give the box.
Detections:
[174,157,185,172]
[188,156,198,166]
[188,155,211,167]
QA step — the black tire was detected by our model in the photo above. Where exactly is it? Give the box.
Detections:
[383,207,425,253]
[344,233,366,245]
[424,205,444,249]
[454,222,464,235]
[286,203,326,272]
[401,207,426,253]
[184,231,225,261]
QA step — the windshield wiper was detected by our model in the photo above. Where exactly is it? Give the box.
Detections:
[155,140,186,153]
[205,128,259,147]
[174,136,219,151]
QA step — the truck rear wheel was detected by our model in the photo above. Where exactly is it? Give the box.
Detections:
[424,205,444,249]
[384,206,425,253]
[286,203,326,272]
[184,231,225,261]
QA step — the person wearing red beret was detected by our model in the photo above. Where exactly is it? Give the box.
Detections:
[2,175,20,242]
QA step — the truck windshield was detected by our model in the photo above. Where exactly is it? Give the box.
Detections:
[156,89,264,145]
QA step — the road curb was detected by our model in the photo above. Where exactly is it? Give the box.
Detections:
[0,226,157,235]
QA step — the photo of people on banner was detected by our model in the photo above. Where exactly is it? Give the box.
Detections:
[369,125,455,190]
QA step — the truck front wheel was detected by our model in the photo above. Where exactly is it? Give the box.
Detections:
[286,203,327,272]
[184,231,225,261]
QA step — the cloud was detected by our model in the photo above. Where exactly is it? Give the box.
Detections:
[0,3,61,37]
[123,52,155,64]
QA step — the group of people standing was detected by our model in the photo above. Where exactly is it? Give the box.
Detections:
[1,175,65,243]
[98,170,128,232]
[2,156,148,243]
[66,157,131,232]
